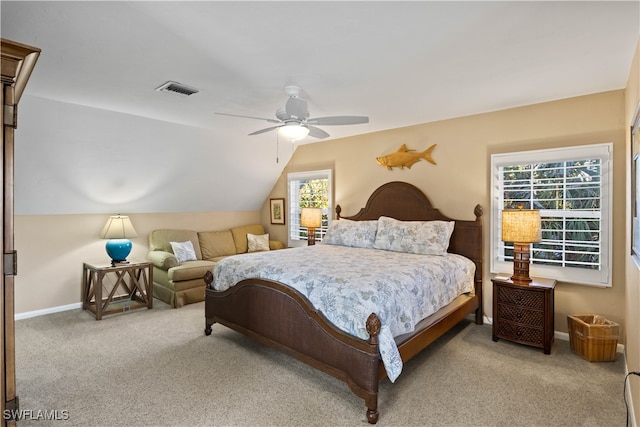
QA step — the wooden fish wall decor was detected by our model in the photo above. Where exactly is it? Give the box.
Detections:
[376,144,437,170]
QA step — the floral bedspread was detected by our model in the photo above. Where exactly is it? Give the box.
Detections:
[211,244,475,382]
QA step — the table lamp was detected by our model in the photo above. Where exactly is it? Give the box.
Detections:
[100,215,138,264]
[501,207,541,284]
[300,207,322,246]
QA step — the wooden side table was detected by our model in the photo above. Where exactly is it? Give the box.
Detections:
[492,275,556,354]
[82,259,153,320]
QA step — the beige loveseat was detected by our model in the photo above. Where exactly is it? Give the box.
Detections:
[148,224,285,308]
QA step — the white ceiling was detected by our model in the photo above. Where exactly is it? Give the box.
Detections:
[3,1,639,141]
[1,1,639,214]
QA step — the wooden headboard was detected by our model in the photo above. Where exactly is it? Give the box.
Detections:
[336,181,483,296]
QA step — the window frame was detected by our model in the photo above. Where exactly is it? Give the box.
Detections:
[490,143,613,287]
[287,169,333,248]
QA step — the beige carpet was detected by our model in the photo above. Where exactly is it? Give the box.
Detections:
[14,300,626,426]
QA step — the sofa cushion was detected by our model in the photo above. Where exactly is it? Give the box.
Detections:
[168,260,215,282]
[208,255,232,263]
[269,240,286,250]
[230,224,266,254]
[198,230,237,259]
[149,229,203,260]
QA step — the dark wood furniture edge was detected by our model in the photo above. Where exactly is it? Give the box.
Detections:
[1,38,41,103]
[2,38,41,422]
[204,181,483,424]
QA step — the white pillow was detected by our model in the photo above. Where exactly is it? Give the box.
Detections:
[322,219,378,249]
[373,216,455,256]
[247,233,270,252]
[169,240,198,263]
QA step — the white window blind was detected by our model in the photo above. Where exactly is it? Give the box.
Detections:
[287,169,332,247]
[490,143,612,286]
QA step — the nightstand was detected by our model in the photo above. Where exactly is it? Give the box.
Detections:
[82,259,153,320]
[492,275,556,354]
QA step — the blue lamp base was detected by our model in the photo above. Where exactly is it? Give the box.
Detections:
[105,239,132,263]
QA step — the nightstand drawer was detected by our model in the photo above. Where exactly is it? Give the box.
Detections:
[497,304,544,326]
[496,321,544,346]
[496,286,544,310]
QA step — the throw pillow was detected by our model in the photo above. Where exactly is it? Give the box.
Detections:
[247,233,270,252]
[169,240,198,263]
[373,216,455,256]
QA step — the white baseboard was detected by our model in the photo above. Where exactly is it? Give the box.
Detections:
[485,316,625,353]
[624,364,637,427]
[15,302,82,321]
[554,330,625,353]
[626,365,638,427]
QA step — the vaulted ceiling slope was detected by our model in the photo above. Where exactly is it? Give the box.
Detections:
[1,1,639,214]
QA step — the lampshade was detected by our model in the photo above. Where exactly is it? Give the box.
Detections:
[100,215,138,239]
[300,208,322,228]
[501,209,541,243]
[502,208,540,284]
[100,215,137,263]
[278,123,309,141]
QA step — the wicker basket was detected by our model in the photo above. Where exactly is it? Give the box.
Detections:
[567,314,620,362]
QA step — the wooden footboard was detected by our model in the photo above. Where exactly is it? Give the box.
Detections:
[204,271,383,423]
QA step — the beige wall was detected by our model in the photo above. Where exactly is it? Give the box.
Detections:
[14,211,262,314]
[264,90,628,337]
[625,39,640,426]
[17,87,632,338]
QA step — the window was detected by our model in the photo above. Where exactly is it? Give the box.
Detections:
[287,169,332,247]
[490,143,612,287]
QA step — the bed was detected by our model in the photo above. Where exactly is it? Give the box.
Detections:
[204,181,483,423]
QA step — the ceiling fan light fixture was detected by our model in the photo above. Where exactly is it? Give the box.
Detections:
[217,85,367,140]
[278,123,309,141]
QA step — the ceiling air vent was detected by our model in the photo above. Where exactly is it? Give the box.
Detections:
[155,81,199,96]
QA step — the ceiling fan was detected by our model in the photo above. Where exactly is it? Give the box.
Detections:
[215,86,369,141]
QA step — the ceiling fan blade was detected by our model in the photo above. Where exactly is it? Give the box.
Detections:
[248,125,282,136]
[306,125,330,139]
[306,116,369,126]
[215,112,281,124]
[285,97,309,119]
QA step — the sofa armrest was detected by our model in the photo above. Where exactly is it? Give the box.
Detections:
[269,240,286,250]
[148,250,178,270]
